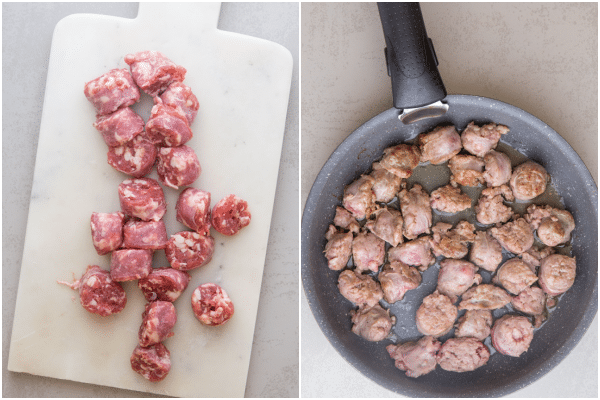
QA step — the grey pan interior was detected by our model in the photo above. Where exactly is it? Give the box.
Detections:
[301,95,598,397]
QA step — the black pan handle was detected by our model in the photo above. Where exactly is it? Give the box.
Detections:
[377,2,447,109]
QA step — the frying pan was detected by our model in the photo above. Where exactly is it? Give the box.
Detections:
[301,3,597,397]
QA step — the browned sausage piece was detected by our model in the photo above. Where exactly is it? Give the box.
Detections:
[419,125,462,165]
[191,283,234,326]
[324,225,353,271]
[493,258,538,295]
[387,236,435,271]
[130,342,171,382]
[138,267,191,302]
[138,301,177,347]
[350,304,395,342]
[378,262,421,304]
[377,144,421,179]
[510,161,548,201]
[437,259,481,302]
[437,337,490,372]
[337,269,383,308]
[352,230,385,273]
[364,207,403,247]
[342,175,376,220]
[415,291,458,337]
[460,121,508,158]
[458,284,512,311]
[489,217,534,254]
[399,184,432,240]
[511,286,546,316]
[454,310,493,341]
[491,314,534,357]
[369,164,402,202]
[386,336,441,378]
[469,231,503,272]
[538,254,576,296]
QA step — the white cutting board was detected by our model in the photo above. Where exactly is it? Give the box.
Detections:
[7,3,292,397]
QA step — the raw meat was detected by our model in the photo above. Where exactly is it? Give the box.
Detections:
[130,343,171,382]
[399,184,432,240]
[110,249,153,282]
[387,236,435,271]
[138,267,191,302]
[83,68,140,116]
[342,175,376,220]
[138,301,177,347]
[67,265,127,316]
[525,204,575,247]
[491,314,534,357]
[211,194,251,236]
[191,283,234,326]
[90,212,125,255]
[482,150,512,187]
[458,284,512,310]
[415,291,458,337]
[418,125,462,165]
[448,154,485,187]
[469,231,503,272]
[454,310,493,341]
[436,259,481,302]
[475,184,514,225]
[176,188,212,235]
[124,50,186,97]
[377,144,421,179]
[386,336,441,378]
[160,81,199,125]
[123,219,168,250]
[538,254,576,296]
[364,206,403,247]
[107,132,158,178]
[337,269,383,308]
[378,261,422,304]
[437,337,490,372]
[324,225,353,271]
[145,97,193,147]
[511,286,546,316]
[493,258,538,295]
[460,121,509,158]
[430,184,472,213]
[350,304,395,342]
[510,161,548,201]
[118,178,167,222]
[352,230,385,273]
[429,221,476,259]
[332,206,360,234]
[369,164,402,203]
[489,217,534,254]
[93,106,144,147]
[165,231,215,271]
[156,145,201,189]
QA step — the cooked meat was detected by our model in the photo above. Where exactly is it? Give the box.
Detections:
[461,121,509,158]
[337,269,383,308]
[437,259,481,303]
[399,184,432,240]
[519,246,556,268]
[370,163,403,203]
[510,161,548,201]
[448,154,485,187]
[377,144,421,179]
[493,258,538,295]
[455,310,493,341]
[525,204,575,247]
[475,184,514,225]
[342,175,375,220]
[352,230,385,273]
[324,225,353,271]
[430,221,476,259]
[458,284,512,310]
[333,206,360,234]
[430,184,472,213]
[418,125,462,165]
[491,314,534,357]
[386,336,441,378]
[489,217,535,254]
[436,337,490,372]
[364,207,403,247]
[469,231,503,272]
[388,236,436,271]
[511,286,546,316]
[415,291,458,337]
[351,304,395,342]
[483,150,512,187]
[378,262,422,304]
[538,254,576,296]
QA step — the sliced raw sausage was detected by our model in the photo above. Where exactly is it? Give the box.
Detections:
[386,336,441,378]
[145,97,193,147]
[83,68,140,116]
[70,265,127,316]
[436,337,490,372]
[211,194,251,236]
[123,219,168,250]
[107,133,157,178]
[175,187,211,235]
[93,106,144,147]
[138,267,191,302]
[160,81,199,125]
[130,342,171,382]
[110,249,153,282]
[491,314,534,357]
[156,145,201,189]
[165,231,214,271]
[90,212,125,255]
[138,301,177,347]
[118,178,167,222]
[191,283,234,326]
[124,50,186,97]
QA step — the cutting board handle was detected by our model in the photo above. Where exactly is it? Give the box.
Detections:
[137,2,221,31]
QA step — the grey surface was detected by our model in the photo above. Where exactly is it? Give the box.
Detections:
[301,2,598,398]
[2,2,298,397]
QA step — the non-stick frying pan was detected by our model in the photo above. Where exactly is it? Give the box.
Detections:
[301,3,597,397]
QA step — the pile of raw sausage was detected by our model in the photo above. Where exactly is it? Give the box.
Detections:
[62,51,251,383]
[325,122,577,377]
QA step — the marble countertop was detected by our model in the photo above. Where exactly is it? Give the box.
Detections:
[2,2,298,397]
[301,2,597,398]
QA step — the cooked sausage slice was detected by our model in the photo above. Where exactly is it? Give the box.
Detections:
[437,259,481,302]
[378,262,422,304]
[337,269,383,308]
[538,254,576,296]
[437,337,490,372]
[415,291,458,337]
[454,310,493,341]
[350,304,395,342]
[458,284,512,311]
[491,314,534,357]
[324,225,352,271]
[493,258,538,295]
[386,336,441,378]
[510,161,548,201]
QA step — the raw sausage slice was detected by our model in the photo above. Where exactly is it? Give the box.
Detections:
[160,81,199,125]
[211,194,251,236]
[138,267,191,302]
[130,343,171,382]
[538,254,576,296]
[436,337,490,372]
[386,336,441,378]
[191,283,234,326]
[124,50,186,97]
[156,145,201,189]
[145,97,193,147]
[138,301,177,347]
[165,231,215,271]
[90,212,125,255]
[123,219,168,250]
[83,68,140,116]
[110,249,153,282]
[118,178,167,222]
[415,291,458,337]
[176,188,211,235]
[491,314,534,357]
[93,106,144,147]
[350,304,395,342]
[70,265,127,316]
[107,133,157,178]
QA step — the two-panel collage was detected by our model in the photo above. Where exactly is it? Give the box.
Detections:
[2,2,597,398]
